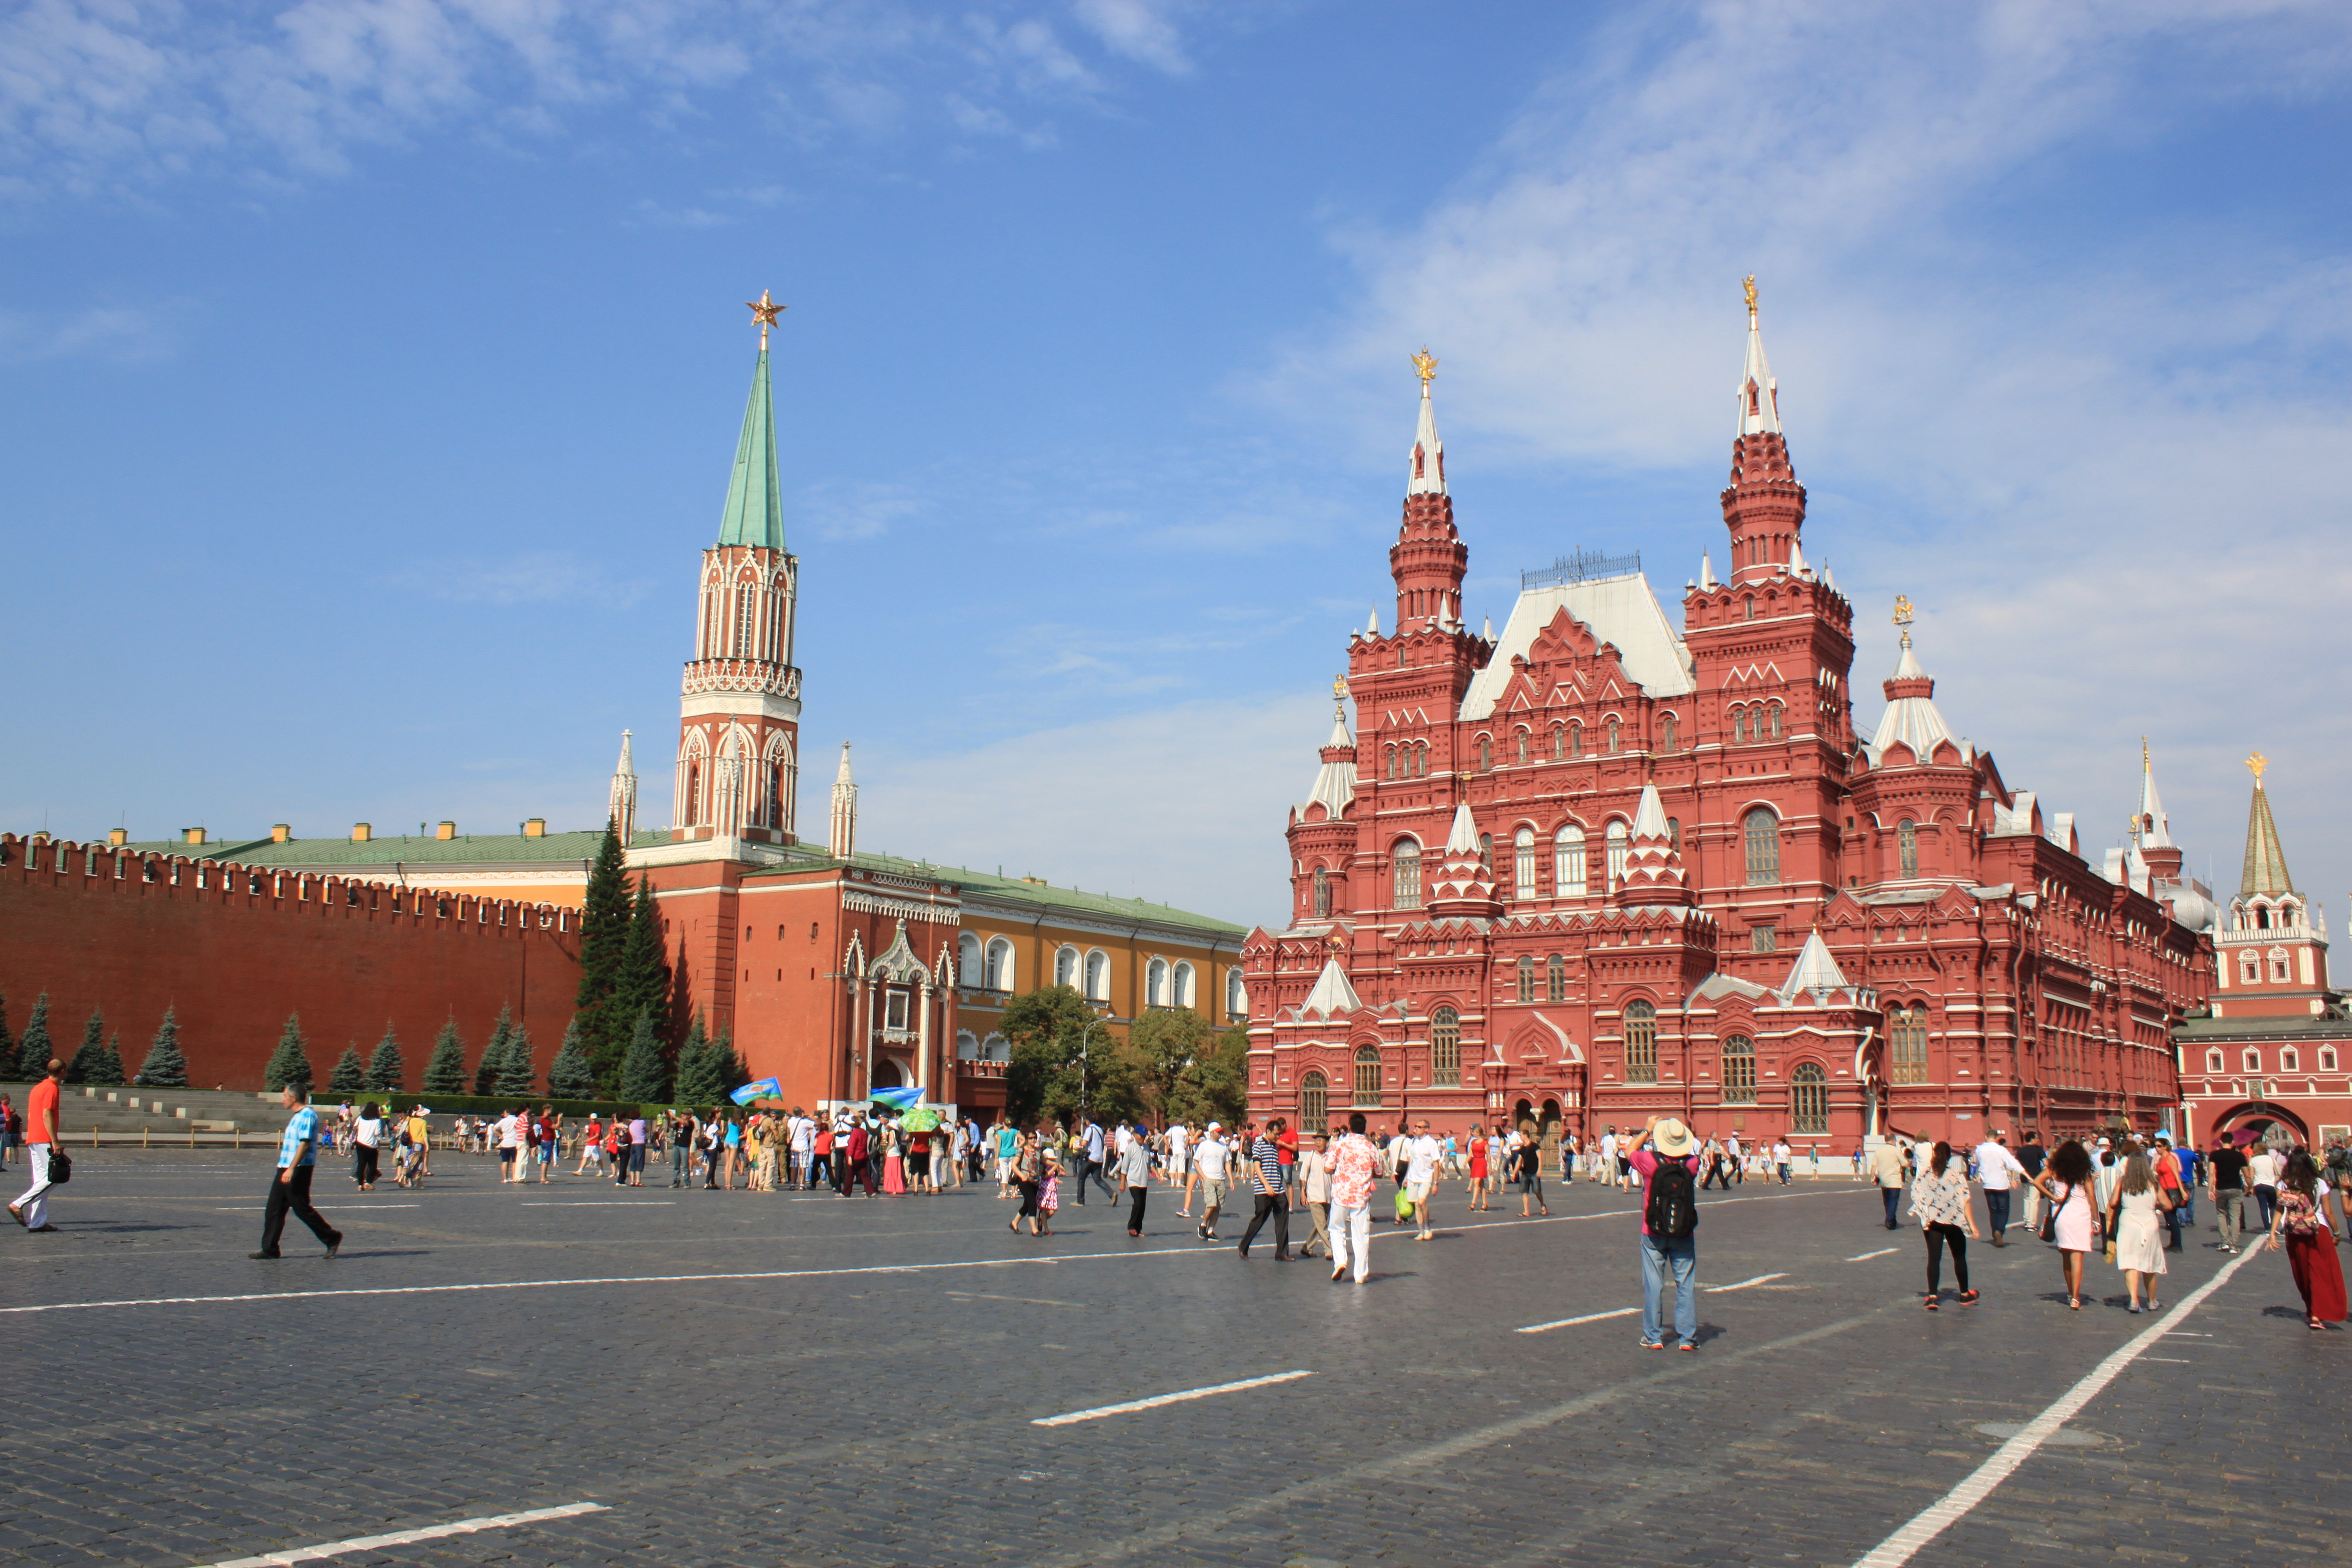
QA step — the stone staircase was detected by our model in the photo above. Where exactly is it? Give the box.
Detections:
[2,1082,297,1144]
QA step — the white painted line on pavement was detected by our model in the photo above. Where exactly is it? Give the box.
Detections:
[1708,1273,1789,1292]
[1847,1248,1899,1261]
[213,1205,420,1211]
[1516,1307,1639,1333]
[519,1202,678,1207]
[1033,1370,1313,1427]
[197,1501,608,1566]
[1849,1245,2259,1568]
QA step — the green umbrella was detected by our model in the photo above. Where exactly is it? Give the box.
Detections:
[900,1107,941,1132]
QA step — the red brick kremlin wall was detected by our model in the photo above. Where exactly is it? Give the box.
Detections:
[0,834,581,1092]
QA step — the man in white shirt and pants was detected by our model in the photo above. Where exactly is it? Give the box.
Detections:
[1972,1129,2026,1245]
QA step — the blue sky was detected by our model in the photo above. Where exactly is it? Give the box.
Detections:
[3,0,2349,930]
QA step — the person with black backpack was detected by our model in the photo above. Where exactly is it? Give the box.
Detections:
[1630,1115,1703,1351]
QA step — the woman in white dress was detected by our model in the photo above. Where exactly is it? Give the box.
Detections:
[2106,1152,2173,1313]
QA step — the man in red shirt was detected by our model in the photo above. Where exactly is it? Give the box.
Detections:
[1275,1120,1300,1211]
[8,1056,64,1232]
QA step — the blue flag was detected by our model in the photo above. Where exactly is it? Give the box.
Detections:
[869,1085,923,1111]
[730,1077,783,1106]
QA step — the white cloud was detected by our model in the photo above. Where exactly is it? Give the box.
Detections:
[1070,0,1188,74]
[0,301,176,360]
[1261,0,2352,899]
[396,549,652,606]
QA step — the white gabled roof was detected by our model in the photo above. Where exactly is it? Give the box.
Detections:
[1444,800,1480,855]
[1459,571,1696,722]
[1300,957,1362,1020]
[1777,929,1850,1003]
[1300,713,1356,818]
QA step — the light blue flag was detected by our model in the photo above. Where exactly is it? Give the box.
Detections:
[730,1077,783,1106]
[869,1085,923,1111]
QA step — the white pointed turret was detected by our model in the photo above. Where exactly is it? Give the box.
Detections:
[828,742,857,860]
[1617,783,1694,907]
[1445,800,1480,856]
[1301,711,1357,819]
[1482,615,1493,641]
[1777,929,1851,1003]
[1301,955,1363,1020]
[1699,551,1717,590]
[1367,608,1379,637]
[1821,560,1838,592]
[1789,537,1807,578]
[2135,738,2173,848]
[1407,355,1447,496]
[608,730,638,843]
[1864,606,1959,769]
[1736,277,1781,437]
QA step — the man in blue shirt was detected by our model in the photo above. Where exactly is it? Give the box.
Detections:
[253,1083,343,1260]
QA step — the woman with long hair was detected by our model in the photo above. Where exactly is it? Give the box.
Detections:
[1009,1131,1043,1235]
[1909,1141,1980,1309]
[2106,1153,2172,1313]
[2265,1149,2347,1330]
[1467,1126,1491,1211]
[2031,1139,2098,1310]
[1035,1138,1063,1236]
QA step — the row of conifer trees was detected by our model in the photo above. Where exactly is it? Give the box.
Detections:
[255,1007,743,1106]
[3,992,190,1087]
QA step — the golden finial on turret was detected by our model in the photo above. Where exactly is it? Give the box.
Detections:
[745,288,785,349]
[1892,594,1914,647]
[1411,348,1438,385]
[1743,274,1758,315]
[2247,750,2269,784]
[1332,673,1349,718]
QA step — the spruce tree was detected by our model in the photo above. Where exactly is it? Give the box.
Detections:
[618,1008,669,1104]
[610,874,671,1086]
[546,1016,597,1099]
[329,1043,367,1095]
[474,1006,514,1095]
[573,817,631,1076]
[14,994,51,1080]
[672,1012,718,1106]
[136,1008,190,1088]
[705,1024,744,1101]
[262,1013,314,1091]
[421,1019,468,1095]
[365,1025,405,1092]
[87,1031,126,1087]
[68,1007,107,1085]
[495,1026,539,1098]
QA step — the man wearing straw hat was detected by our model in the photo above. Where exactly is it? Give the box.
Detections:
[1628,1114,1703,1352]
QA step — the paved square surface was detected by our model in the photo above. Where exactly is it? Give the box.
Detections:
[5,1151,2342,1566]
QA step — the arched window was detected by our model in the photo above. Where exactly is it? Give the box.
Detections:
[1299,1070,1327,1130]
[1555,825,1587,897]
[958,932,982,987]
[1392,840,1423,908]
[1054,945,1079,988]
[1789,1063,1829,1132]
[685,761,703,826]
[1516,954,1536,1003]
[982,1032,1010,1062]
[1226,967,1247,1021]
[1515,728,1530,765]
[1409,1011,1451,1093]
[1897,819,1918,879]
[1085,949,1110,1002]
[1551,724,1565,760]
[1479,833,1493,876]
[1606,716,1621,754]
[1353,1045,1383,1107]
[1743,807,1780,884]
[1546,953,1566,1002]
[1744,595,1756,621]
[1312,865,1330,919]
[1888,1005,1928,1085]
[1173,961,1196,1009]
[1568,721,1583,758]
[1666,817,1679,849]
[1721,1034,1756,1103]
[984,936,1014,992]
[1514,827,1537,898]
[1478,735,1493,772]
[1623,999,1657,1084]
[1659,713,1677,751]
[1768,703,1783,739]
[1415,743,1429,778]
[955,1029,980,1060]
[1385,746,1398,781]
[735,584,756,656]
[1146,957,1169,1007]
[1606,820,1630,890]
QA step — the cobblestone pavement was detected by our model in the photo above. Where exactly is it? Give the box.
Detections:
[5,1152,2342,1567]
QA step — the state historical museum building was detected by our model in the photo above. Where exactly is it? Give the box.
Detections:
[1241,300,2214,1151]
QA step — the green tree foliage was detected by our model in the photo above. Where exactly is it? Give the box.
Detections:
[671,1012,721,1106]
[572,817,631,1077]
[1120,1006,1244,1127]
[706,1025,744,1099]
[13,994,51,1079]
[1178,1026,1250,1127]
[618,1008,669,1103]
[495,1026,540,1098]
[328,1043,368,1095]
[421,1019,468,1095]
[546,1016,597,1099]
[474,1006,514,1095]
[65,1007,106,1085]
[262,1013,313,1091]
[83,1030,127,1087]
[1001,984,1128,1127]
[364,1025,405,1092]
[136,1008,190,1087]
[610,875,671,1086]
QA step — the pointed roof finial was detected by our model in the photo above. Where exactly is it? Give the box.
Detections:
[746,288,785,351]
[1892,593,1914,649]
[2247,750,2268,785]
[1735,276,1781,437]
[1331,672,1348,720]
[2240,754,2293,896]
[1743,273,1758,317]
[1407,348,1447,497]
[717,308,786,550]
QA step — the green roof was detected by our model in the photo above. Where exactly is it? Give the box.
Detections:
[750,845,1247,938]
[715,346,784,550]
[120,829,667,869]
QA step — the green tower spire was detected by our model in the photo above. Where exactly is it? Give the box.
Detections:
[717,291,786,550]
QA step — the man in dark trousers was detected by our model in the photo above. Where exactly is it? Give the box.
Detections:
[1237,1117,1293,1261]
[253,1083,342,1260]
